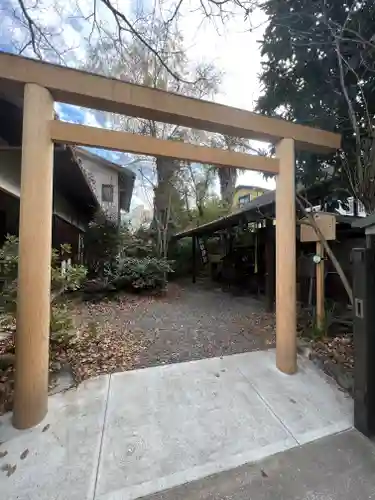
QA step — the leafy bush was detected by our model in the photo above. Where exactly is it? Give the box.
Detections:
[51,244,87,300]
[0,235,20,313]
[50,305,75,346]
[168,238,195,278]
[84,211,121,278]
[111,256,173,291]
[84,213,174,293]
[120,228,156,258]
[0,235,87,333]
[85,211,157,279]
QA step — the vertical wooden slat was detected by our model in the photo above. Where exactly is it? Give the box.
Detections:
[192,236,196,284]
[265,219,276,313]
[316,241,325,331]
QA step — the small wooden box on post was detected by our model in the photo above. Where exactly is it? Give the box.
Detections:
[300,212,336,331]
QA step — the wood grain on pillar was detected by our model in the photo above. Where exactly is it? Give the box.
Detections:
[13,84,54,429]
[275,138,297,374]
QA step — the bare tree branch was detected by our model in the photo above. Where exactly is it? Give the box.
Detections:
[15,0,69,62]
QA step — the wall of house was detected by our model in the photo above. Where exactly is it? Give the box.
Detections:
[232,187,266,211]
[0,149,86,230]
[52,215,83,263]
[76,153,119,221]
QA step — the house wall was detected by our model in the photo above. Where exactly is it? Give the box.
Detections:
[0,190,82,261]
[232,187,266,211]
[76,152,119,221]
[52,215,83,263]
[0,149,86,230]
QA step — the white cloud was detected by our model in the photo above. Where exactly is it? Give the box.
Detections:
[84,110,103,128]
[237,171,276,191]
[2,0,273,206]
[177,5,272,192]
[177,4,267,110]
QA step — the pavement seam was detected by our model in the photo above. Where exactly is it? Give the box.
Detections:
[236,366,301,446]
[92,374,112,500]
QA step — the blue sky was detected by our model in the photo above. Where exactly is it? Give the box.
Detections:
[0,0,275,209]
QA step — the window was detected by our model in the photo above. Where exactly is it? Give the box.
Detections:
[238,194,251,208]
[102,184,114,203]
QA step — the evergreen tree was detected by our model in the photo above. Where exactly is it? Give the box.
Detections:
[257,0,375,211]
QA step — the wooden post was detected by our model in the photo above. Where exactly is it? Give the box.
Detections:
[13,84,54,429]
[265,219,275,312]
[275,138,297,374]
[192,236,196,284]
[316,241,325,331]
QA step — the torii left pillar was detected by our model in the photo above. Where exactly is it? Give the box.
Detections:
[13,84,54,429]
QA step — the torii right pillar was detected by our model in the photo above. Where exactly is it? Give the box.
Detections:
[275,138,297,374]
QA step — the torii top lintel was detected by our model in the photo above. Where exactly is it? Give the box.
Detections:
[0,52,341,154]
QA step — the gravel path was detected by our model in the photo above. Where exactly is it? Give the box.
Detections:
[0,282,275,414]
[130,282,276,369]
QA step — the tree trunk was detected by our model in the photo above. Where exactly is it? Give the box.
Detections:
[153,157,179,256]
[218,167,237,207]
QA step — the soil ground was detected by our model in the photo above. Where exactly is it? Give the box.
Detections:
[0,281,276,413]
[1,279,354,413]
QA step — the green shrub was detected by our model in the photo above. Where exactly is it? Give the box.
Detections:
[121,227,157,258]
[51,244,87,300]
[0,235,87,334]
[84,211,121,278]
[85,212,158,280]
[50,305,75,346]
[111,256,173,291]
[84,213,176,293]
[168,238,195,278]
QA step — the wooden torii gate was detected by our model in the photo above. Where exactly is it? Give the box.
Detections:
[0,53,341,429]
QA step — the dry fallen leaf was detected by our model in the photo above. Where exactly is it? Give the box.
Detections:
[20,449,29,460]
[2,463,16,477]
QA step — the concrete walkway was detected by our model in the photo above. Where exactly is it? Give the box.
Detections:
[143,430,375,500]
[0,350,353,500]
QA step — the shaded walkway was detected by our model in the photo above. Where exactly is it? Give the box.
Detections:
[144,430,374,500]
[0,350,352,500]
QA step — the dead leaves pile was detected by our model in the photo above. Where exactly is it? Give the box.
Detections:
[312,334,354,370]
[0,366,14,415]
[53,294,154,383]
[0,294,153,414]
